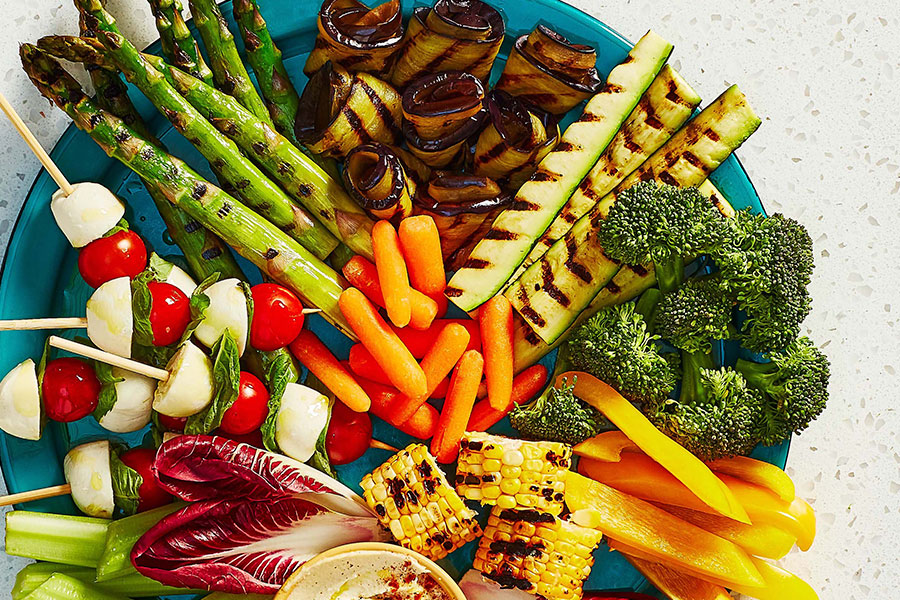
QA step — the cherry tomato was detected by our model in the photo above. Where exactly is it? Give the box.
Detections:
[117,447,172,512]
[78,230,148,288]
[219,372,270,435]
[41,357,101,422]
[157,413,187,432]
[147,281,191,347]
[326,401,373,465]
[249,283,305,351]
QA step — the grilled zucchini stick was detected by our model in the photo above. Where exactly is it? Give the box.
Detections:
[444,31,673,312]
[521,64,702,273]
[508,86,760,344]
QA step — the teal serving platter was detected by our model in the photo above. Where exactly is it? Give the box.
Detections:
[0,0,788,597]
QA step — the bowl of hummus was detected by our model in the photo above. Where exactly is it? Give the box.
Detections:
[276,542,466,600]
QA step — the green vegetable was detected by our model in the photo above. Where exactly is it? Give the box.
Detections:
[5,511,109,567]
[566,302,677,406]
[185,331,242,434]
[655,277,735,354]
[12,563,197,600]
[109,447,142,516]
[96,502,184,581]
[736,337,829,446]
[17,573,127,600]
[510,379,611,446]
[21,46,353,337]
[147,0,214,84]
[304,372,337,478]
[260,348,299,452]
[129,269,157,349]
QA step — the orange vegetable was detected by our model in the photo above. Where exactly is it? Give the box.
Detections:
[339,288,427,398]
[393,319,481,358]
[289,330,371,412]
[623,554,732,600]
[579,453,815,552]
[398,216,446,296]
[348,344,392,386]
[656,503,796,560]
[358,376,439,439]
[566,473,763,588]
[342,255,438,330]
[394,324,470,424]
[480,296,514,411]
[467,364,549,431]
[372,220,412,327]
[707,455,796,502]
[563,372,749,524]
[574,431,638,462]
[431,350,483,463]
[430,377,450,399]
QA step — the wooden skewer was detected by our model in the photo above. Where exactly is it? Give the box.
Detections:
[49,335,169,381]
[0,317,88,331]
[369,439,399,453]
[302,308,322,315]
[0,90,74,197]
[0,483,72,508]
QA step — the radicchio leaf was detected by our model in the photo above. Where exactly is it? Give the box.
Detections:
[131,496,389,594]
[184,332,241,435]
[153,435,368,515]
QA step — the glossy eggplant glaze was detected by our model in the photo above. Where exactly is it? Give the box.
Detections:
[496,25,602,114]
[304,0,405,77]
[343,143,416,220]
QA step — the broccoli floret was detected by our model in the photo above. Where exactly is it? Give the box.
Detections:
[735,337,829,445]
[509,381,611,445]
[646,351,763,460]
[655,278,735,354]
[598,182,729,293]
[715,211,814,352]
[567,303,677,406]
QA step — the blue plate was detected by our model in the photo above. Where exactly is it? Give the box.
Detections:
[0,0,788,596]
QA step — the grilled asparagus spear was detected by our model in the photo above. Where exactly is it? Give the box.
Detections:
[147,0,214,84]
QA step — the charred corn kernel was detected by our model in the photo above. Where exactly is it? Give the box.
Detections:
[474,508,603,600]
[362,444,482,560]
[457,432,572,515]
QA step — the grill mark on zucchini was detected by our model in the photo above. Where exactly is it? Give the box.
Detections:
[511,199,542,211]
[358,78,402,141]
[516,286,547,328]
[462,257,491,269]
[484,229,520,241]
[341,104,367,144]
[529,170,558,183]
[564,236,593,283]
[540,261,570,307]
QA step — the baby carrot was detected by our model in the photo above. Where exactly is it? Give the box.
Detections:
[468,364,549,431]
[339,288,427,398]
[394,323,470,424]
[480,295,514,411]
[392,319,481,358]
[348,344,392,386]
[431,350,483,463]
[372,220,411,328]
[358,376,439,439]
[289,330,371,412]
[431,377,450,399]
[342,255,438,330]
[398,216,446,296]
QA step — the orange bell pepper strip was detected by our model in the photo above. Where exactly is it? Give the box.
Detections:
[563,372,749,524]
[655,503,796,560]
[580,454,815,552]
[623,554,732,600]
[566,473,763,589]
[574,431,638,462]
[707,455,796,502]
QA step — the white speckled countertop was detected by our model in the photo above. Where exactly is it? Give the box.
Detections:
[0,0,897,598]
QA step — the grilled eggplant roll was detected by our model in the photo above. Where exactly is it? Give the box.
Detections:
[295,61,402,159]
[496,25,602,114]
[304,0,404,78]
[402,71,486,168]
[413,173,511,267]
[473,90,560,190]
[391,0,505,88]
[343,143,417,220]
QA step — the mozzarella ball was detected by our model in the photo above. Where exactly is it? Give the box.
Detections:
[193,278,248,355]
[51,182,125,248]
[275,383,330,463]
[97,368,155,433]
[86,276,133,358]
[64,440,114,518]
[152,341,214,418]
[0,359,42,441]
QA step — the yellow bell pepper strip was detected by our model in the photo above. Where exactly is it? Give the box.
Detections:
[732,558,819,600]
[623,554,732,600]
[655,503,796,560]
[580,454,815,551]
[562,372,750,523]
[573,430,638,462]
[566,472,764,588]
[707,455,795,502]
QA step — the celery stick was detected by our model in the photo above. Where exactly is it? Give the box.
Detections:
[20,573,128,600]
[12,562,203,599]
[5,511,109,567]
[96,502,184,581]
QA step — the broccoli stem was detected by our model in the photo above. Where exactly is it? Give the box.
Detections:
[654,254,685,294]
[733,359,778,392]
[634,288,662,330]
[679,350,715,405]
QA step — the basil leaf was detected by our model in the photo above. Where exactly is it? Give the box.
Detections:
[241,280,254,338]
[36,338,51,394]
[185,331,241,435]
[131,269,158,349]
[148,252,174,280]
[110,446,143,517]
[180,273,219,346]
[101,218,129,239]
[304,372,336,478]
[132,344,178,370]
[92,361,125,422]
[260,349,299,452]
